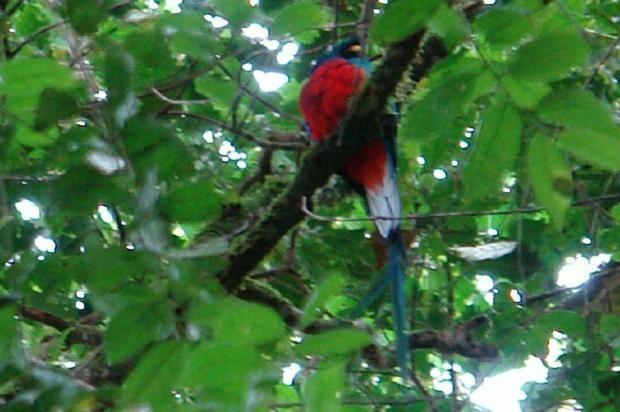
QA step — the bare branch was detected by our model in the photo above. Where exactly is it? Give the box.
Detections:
[301,193,620,223]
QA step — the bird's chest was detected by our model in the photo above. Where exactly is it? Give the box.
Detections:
[299,59,367,141]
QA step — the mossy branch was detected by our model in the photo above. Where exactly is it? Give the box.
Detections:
[218,32,426,292]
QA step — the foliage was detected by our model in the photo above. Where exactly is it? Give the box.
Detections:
[0,0,619,411]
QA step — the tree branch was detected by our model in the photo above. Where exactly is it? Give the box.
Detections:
[19,305,103,345]
[218,31,426,293]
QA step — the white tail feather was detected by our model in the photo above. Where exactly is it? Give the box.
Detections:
[366,169,400,238]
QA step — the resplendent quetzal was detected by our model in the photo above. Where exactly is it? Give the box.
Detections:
[299,37,410,380]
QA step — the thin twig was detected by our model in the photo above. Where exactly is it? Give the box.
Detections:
[150,87,210,105]
[332,0,339,43]
[445,260,459,412]
[109,0,133,11]
[8,20,66,57]
[239,147,273,195]
[164,111,307,150]
[584,37,620,88]
[142,45,266,97]
[216,62,304,125]
[0,173,61,182]
[527,266,620,304]
[301,193,620,222]
[6,0,26,16]
[357,0,377,50]
[411,373,439,412]
[269,396,437,409]
[109,205,127,246]
[589,173,617,244]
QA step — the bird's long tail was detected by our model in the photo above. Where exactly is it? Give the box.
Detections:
[386,229,410,381]
[351,229,410,381]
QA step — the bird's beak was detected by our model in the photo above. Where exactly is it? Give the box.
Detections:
[348,44,362,53]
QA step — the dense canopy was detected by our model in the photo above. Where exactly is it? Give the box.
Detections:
[0,0,619,411]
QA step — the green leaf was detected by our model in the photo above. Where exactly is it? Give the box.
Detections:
[537,310,587,339]
[537,88,618,135]
[34,88,80,130]
[600,315,620,341]
[509,30,588,81]
[212,0,254,26]
[260,0,289,12]
[473,7,532,48]
[159,12,221,60]
[13,3,53,38]
[101,41,134,116]
[123,117,173,154]
[295,329,371,357]
[180,343,268,406]
[0,58,78,119]
[66,0,107,35]
[123,117,194,181]
[371,0,442,44]
[51,166,126,214]
[501,75,551,109]
[191,298,286,346]
[271,0,331,39]
[612,205,620,225]
[195,73,237,112]
[82,247,157,294]
[303,362,345,412]
[160,181,222,223]
[429,6,469,50]
[402,58,494,142]
[527,134,572,229]
[105,299,171,364]
[0,307,24,366]
[125,28,176,85]
[14,124,57,148]
[463,99,522,202]
[300,273,345,328]
[120,341,189,411]
[557,130,620,171]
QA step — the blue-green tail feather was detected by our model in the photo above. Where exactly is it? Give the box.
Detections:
[351,230,410,381]
[387,230,410,381]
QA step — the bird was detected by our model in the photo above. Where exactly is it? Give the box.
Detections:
[299,36,410,380]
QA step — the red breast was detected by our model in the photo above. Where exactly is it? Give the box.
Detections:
[299,58,367,142]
